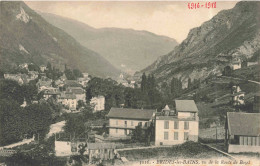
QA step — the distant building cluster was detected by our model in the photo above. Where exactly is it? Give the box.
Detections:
[117,73,136,88]
[3,63,105,112]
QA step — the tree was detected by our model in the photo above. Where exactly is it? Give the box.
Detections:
[170,77,182,98]
[223,66,232,76]
[188,77,192,89]
[64,114,87,138]
[23,103,52,140]
[0,99,23,145]
[141,73,147,93]
[0,79,24,105]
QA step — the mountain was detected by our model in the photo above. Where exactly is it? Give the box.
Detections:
[38,12,178,74]
[137,1,260,87]
[0,1,120,78]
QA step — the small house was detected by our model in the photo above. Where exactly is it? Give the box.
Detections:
[231,86,245,106]
[86,143,116,163]
[225,112,260,153]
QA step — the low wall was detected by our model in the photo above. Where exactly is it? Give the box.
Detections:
[228,144,260,153]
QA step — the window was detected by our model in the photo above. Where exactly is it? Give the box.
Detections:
[174,132,178,140]
[164,132,168,140]
[184,132,189,140]
[116,120,118,125]
[184,122,189,130]
[131,121,134,126]
[125,121,127,127]
[164,121,169,129]
[174,121,179,129]
[116,129,118,133]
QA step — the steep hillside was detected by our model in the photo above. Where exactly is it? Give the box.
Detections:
[0,1,120,78]
[137,1,260,87]
[38,12,178,74]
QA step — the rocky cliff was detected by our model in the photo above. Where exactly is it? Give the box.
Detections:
[137,1,260,87]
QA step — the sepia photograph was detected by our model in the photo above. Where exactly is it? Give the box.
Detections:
[0,0,259,165]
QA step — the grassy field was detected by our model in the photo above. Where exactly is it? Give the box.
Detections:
[118,142,227,161]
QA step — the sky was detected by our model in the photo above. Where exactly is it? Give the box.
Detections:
[26,1,237,43]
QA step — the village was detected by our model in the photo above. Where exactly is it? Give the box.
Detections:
[0,1,260,166]
[0,59,259,166]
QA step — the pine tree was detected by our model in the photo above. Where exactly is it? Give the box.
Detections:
[141,73,147,93]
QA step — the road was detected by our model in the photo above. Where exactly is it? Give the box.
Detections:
[220,76,260,85]
[46,121,65,138]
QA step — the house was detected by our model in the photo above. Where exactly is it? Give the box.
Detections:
[60,74,67,82]
[90,96,105,112]
[58,92,77,110]
[64,80,82,89]
[155,100,199,146]
[231,86,245,106]
[231,59,241,70]
[225,112,260,153]
[37,76,52,91]
[4,74,28,85]
[82,73,89,78]
[66,87,86,102]
[40,65,47,72]
[27,71,39,81]
[42,87,60,100]
[247,61,258,67]
[19,63,29,70]
[86,143,116,163]
[253,94,260,113]
[77,77,90,87]
[55,140,84,157]
[107,107,155,138]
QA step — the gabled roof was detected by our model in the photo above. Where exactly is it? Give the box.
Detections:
[65,80,82,87]
[107,107,155,120]
[175,100,198,112]
[227,112,260,136]
[60,92,76,99]
[67,87,84,94]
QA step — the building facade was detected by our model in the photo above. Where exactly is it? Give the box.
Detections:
[58,93,77,110]
[155,100,199,146]
[107,107,155,138]
[231,86,245,106]
[90,96,105,112]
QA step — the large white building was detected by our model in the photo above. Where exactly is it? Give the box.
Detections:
[155,100,199,146]
[58,93,77,110]
[107,107,155,138]
[90,96,105,112]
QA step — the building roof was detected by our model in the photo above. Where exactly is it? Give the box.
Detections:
[227,112,260,136]
[87,143,115,150]
[163,105,170,110]
[175,100,198,112]
[67,87,84,94]
[107,107,155,120]
[60,92,76,99]
[65,80,82,87]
